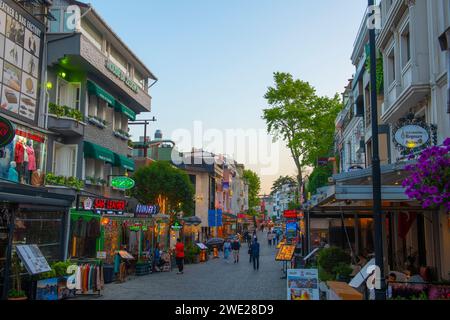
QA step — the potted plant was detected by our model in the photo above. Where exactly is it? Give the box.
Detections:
[8,254,27,301]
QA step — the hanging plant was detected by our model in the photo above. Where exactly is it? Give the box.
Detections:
[402,138,450,210]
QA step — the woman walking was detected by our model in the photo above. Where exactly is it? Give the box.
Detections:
[223,240,232,260]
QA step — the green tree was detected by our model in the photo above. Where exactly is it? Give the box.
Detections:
[306,164,334,196]
[243,169,261,216]
[270,175,297,196]
[263,72,342,191]
[132,161,195,217]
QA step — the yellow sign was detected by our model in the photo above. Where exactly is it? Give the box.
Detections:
[277,240,286,249]
[276,245,296,261]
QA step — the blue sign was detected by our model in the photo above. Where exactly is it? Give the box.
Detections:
[135,204,159,217]
[208,209,223,227]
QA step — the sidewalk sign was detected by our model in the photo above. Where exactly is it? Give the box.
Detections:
[16,245,52,275]
[287,269,320,300]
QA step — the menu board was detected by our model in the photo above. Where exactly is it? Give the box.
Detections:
[276,245,296,262]
[287,269,320,301]
[16,244,52,275]
[0,0,44,123]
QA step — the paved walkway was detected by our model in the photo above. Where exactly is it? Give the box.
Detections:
[88,232,286,300]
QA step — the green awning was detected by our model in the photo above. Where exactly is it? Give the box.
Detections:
[87,80,115,106]
[84,141,115,163]
[115,101,136,121]
[114,153,135,171]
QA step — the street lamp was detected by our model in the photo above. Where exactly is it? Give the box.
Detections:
[368,0,386,300]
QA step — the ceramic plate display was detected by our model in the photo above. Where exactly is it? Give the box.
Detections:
[21,74,37,99]
[23,51,38,78]
[4,38,23,69]
[24,29,40,58]
[3,61,22,91]
[20,96,36,120]
[5,15,24,47]
[0,34,4,59]
[0,11,6,35]
[1,85,20,114]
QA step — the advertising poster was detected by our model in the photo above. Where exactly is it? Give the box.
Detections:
[287,269,320,301]
[276,245,296,261]
[36,278,58,301]
[0,0,44,123]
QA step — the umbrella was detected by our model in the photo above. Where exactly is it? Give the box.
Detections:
[206,238,225,246]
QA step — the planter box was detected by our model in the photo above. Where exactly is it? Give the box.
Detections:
[87,117,107,129]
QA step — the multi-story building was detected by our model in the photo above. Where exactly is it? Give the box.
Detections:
[377,0,449,159]
[272,183,296,218]
[306,1,450,283]
[44,0,156,203]
[0,0,78,299]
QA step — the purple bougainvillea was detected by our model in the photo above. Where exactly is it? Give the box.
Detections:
[402,138,450,210]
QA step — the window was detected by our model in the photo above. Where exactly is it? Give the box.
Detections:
[53,143,77,178]
[57,78,81,109]
[81,19,103,51]
[85,158,105,180]
[114,111,122,131]
[387,46,396,86]
[88,95,107,121]
[401,24,411,69]
[13,210,65,261]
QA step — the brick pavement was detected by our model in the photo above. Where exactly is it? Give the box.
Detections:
[85,232,286,300]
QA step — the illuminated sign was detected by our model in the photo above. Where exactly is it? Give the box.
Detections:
[284,210,298,219]
[111,176,135,190]
[0,116,15,148]
[135,204,159,217]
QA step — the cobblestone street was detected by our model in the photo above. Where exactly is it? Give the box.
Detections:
[89,232,286,300]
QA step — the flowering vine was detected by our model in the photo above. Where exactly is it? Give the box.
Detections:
[402,138,450,210]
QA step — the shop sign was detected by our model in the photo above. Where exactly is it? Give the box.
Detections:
[276,245,296,261]
[171,221,183,231]
[0,0,46,124]
[318,158,329,166]
[392,113,437,155]
[105,60,139,93]
[81,197,128,216]
[111,176,135,190]
[0,116,15,148]
[394,125,430,149]
[284,210,297,219]
[135,204,159,217]
[287,269,320,301]
[96,251,106,260]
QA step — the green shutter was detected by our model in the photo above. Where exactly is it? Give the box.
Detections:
[114,153,135,171]
[87,80,115,106]
[84,141,115,163]
[114,101,136,121]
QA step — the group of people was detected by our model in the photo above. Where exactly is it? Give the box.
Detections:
[223,230,261,271]
[266,229,280,247]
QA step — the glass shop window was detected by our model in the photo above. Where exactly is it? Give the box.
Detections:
[13,210,65,262]
[0,125,46,186]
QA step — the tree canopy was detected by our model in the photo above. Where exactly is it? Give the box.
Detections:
[243,169,261,215]
[263,72,342,188]
[270,175,298,196]
[132,161,195,217]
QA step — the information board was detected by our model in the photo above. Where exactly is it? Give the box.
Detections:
[276,245,296,261]
[287,269,320,300]
[16,244,51,275]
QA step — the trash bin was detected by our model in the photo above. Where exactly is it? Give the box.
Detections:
[103,264,115,284]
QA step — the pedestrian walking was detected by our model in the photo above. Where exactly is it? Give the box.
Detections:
[231,239,241,263]
[267,231,273,247]
[251,238,260,271]
[223,240,232,260]
[175,238,185,274]
[152,242,161,272]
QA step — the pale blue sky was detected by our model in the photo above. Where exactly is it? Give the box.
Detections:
[88,0,367,193]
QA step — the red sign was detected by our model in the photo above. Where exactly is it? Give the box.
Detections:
[94,199,126,211]
[16,129,45,143]
[284,210,298,219]
[0,116,15,148]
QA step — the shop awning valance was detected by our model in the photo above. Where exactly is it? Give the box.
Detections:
[87,80,115,106]
[115,101,136,121]
[84,141,115,163]
[114,153,135,171]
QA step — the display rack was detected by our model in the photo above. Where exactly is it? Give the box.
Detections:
[69,258,103,298]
